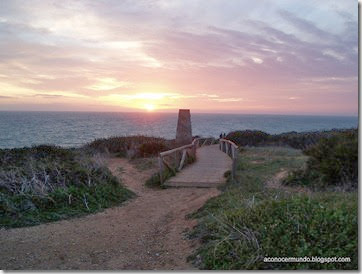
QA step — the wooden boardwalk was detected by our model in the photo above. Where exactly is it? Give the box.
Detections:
[165,144,233,188]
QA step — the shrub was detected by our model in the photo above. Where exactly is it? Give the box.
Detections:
[226,130,270,146]
[139,141,167,157]
[85,135,172,158]
[226,128,357,150]
[268,131,319,149]
[145,172,168,188]
[283,130,358,190]
[0,145,134,228]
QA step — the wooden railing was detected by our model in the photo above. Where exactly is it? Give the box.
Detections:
[198,137,218,147]
[158,137,217,185]
[219,138,239,181]
[158,138,198,185]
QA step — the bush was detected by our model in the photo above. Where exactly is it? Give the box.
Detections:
[0,145,134,228]
[85,135,172,158]
[226,130,270,146]
[145,171,171,188]
[283,130,358,190]
[226,128,357,150]
[139,141,167,157]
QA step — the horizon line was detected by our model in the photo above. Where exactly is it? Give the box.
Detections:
[0,109,358,117]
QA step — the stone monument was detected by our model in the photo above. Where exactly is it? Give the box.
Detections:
[175,109,192,145]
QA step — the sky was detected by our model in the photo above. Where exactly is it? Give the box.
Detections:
[0,0,358,115]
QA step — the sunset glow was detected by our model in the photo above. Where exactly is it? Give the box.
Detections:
[0,1,357,115]
[144,104,156,112]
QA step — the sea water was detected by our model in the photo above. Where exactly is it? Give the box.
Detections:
[0,111,358,148]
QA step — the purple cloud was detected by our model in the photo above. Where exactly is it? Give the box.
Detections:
[0,0,357,115]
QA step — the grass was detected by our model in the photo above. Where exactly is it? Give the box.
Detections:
[189,146,357,270]
[145,169,172,188]
[0,145,134,228]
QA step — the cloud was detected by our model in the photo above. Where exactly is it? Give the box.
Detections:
[322,49,345,61]
[87,78,132,91]
[0,0,357,115]
[0,95,15,99]
[251,57,263,64]
[211,97,243,102]
[278,10,335,42]
[33,94,65,98]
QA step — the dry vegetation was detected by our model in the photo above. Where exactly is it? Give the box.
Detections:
[84,135,174,158]
[0,145,133,228]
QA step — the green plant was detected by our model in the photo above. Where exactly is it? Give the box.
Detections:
[84,135,172,158]
[138,142,167,157]
[145,169,173,188]
[189,146,357,270]
[227,130,270,146]
[191,193,357,270]
[283,130,358,190]
[0,145,134,228]
[226,128,357,150]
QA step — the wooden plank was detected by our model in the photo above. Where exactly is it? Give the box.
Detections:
[166,145,232,188]
[174,151,178,167]
[219,138,238,149]
[163,159,177,175]
[160,143,193,157]
[178,149,187,171]
[158,156,164,184]
[158,138,200,184]
[219,139,239,183]
[192,142,196,156]
[202,139,208,147]
[159,138,199,157]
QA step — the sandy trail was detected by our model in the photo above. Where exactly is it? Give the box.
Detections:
[0,157,219,270]
[266,169,311,194]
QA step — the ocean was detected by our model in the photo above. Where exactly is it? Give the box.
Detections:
[0,111,358,149]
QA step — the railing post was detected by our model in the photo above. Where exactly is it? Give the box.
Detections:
[174,151,178,167]
[232,157,236,182]
[219,139,239,184]
[178,149,187,171]
[158,155,164,184]
[231,147,236,182]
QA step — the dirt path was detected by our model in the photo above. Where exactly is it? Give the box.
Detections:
[0,157,220,270]
[266,169,311,194]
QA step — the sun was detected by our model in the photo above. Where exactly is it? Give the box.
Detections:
[144,103,155,112]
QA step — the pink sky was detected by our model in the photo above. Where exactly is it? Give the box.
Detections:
[0,0,358,115]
